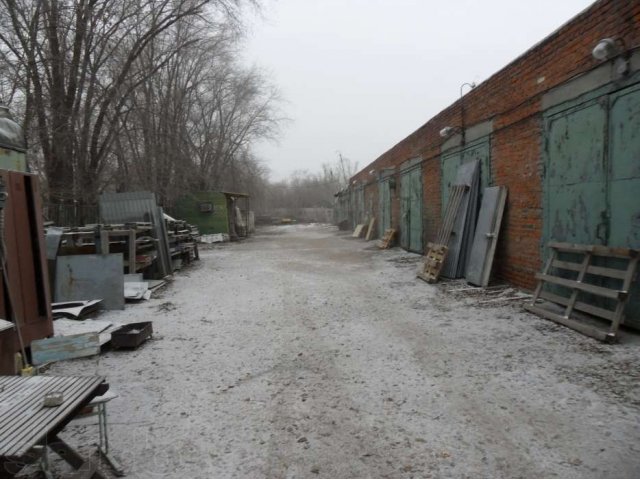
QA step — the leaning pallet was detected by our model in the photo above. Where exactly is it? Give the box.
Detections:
[524,242,639,342]
[378,228,396,249]
[417,184,468,283]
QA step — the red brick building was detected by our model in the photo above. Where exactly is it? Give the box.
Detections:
[339,0,640,325]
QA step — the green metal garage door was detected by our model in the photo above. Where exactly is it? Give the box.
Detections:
[400,163,423,253]
[441,138,491,211]
[544,82,640,327]
[378,177,391,238]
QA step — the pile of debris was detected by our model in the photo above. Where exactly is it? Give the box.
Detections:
[45,191,199,312]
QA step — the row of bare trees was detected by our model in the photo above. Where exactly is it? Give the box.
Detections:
[0,0,282,208]
[259,153,358,215]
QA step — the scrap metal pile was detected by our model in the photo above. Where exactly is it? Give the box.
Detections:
[45,191,200,314]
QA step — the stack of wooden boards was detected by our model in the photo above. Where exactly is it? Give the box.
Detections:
[525,242,639,342]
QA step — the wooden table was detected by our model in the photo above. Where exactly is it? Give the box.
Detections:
[0,375,108,478]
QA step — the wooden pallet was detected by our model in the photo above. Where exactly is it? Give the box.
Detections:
[378,228,396,249]
[524,242,639,342]
[418,184,468,283]
[417,242,448,283]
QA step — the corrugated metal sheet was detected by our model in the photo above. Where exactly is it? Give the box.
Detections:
[100,191,158,223]
[99,192,172,277]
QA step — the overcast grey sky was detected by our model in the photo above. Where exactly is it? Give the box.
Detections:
[243,0,594,181]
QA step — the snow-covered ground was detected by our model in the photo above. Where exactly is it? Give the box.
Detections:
[46,224,640,478]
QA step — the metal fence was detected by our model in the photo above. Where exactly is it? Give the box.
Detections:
[43,203,99,227]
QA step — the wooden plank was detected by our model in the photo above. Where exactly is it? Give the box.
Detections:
[563,251,591,318]
[551,259,628,280]
[534,273,626,300]
[532,248,557,303]
[524,304,614,342]
[31,333,100,366]
[538,290,616,322]
[548,242,638,259]
[352,224,366,238]
[610,256,639,332]
[365,217,376,241]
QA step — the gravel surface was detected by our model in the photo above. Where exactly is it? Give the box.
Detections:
[47,224,640,478]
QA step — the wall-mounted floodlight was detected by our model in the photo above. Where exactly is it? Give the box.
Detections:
[592,38,619,60]
[369,169,376,175]
[439,126,461,138]
[592,37,629,76]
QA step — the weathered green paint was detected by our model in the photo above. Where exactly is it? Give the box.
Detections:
[400,166,423,253]
[378,178,391,237]
[441,137,491,212]
[31,332,100,365]
[543,78,640,328]
[0,148,27,172]
[544,99,608,246]
[351,186,365,228]
[608,83,640,249]
[172,192,230,234]
[609,83,640,327]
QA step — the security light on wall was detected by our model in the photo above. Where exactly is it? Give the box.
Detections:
[592,38,619,60]
[439,126,461,138]
[592,37,629,76]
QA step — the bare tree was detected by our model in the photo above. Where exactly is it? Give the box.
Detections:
[0,0,248,203]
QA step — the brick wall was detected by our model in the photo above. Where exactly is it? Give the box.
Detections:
[349,0,640,289]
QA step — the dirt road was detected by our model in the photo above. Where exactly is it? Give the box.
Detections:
[50,224,640,478]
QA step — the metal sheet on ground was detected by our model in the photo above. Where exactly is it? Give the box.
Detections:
[54,254,124,310]
[466,186,508,286]
[51,299,103,319]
